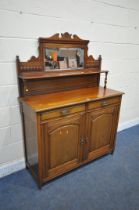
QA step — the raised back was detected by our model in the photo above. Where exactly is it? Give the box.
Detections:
[16,32,102,97]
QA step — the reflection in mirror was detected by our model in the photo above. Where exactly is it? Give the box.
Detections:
[45,48,84,71]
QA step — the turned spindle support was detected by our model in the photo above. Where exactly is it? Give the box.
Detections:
[104,71,108,89]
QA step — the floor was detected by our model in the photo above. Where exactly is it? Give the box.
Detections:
[0,125,139,210]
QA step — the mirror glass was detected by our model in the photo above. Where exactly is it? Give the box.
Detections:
[44,48,84,70]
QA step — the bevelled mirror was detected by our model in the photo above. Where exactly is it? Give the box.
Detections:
[44,48,84,71]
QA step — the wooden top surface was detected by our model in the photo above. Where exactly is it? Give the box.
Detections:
[19,69,108,79]
[20,86,123,112]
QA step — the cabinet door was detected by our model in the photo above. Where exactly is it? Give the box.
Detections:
[42,113,85,180]
[86,106,119,160]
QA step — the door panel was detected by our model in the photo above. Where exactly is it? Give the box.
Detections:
[89,112,113,150]
[87,106,119,160]
[42,113,85,179]
[49,125,79,168]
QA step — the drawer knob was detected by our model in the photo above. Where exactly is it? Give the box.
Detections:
[101,101,108,106]
[61,109,69,115]
[25,88,29,92]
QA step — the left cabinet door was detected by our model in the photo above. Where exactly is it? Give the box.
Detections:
[41,113,85,181]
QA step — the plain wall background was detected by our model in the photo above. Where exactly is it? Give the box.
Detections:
[0,0,139,175]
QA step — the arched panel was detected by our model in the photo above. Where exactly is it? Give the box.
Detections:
[49,124,79,168]
[90,113,113,151]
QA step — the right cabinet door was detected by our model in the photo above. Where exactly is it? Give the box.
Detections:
[86,105,120,160]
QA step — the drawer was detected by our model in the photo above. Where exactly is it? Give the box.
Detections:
[88,96,121,110]
[41,105,85,120]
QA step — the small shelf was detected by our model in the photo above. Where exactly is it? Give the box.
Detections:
[19,69,109,80]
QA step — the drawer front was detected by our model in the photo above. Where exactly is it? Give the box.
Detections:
[88,96,121,110]
[41,105,85,121]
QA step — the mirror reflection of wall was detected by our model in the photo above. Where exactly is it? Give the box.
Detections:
[45,48,84,70]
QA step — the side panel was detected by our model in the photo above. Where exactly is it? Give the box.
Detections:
[22,103,39,179]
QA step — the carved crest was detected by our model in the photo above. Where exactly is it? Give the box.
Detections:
[61,32,72,39]
[87,55,95,62]
[27,56,39,63]
[41,32,84,42]
[49,32,83,41]
[86,55,101,69]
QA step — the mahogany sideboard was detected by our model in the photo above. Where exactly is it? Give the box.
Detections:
[16,32,123,188]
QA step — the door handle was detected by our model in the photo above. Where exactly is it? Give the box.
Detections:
[80,138,85,145]
[60,108,70,116]
[85,137,88,143]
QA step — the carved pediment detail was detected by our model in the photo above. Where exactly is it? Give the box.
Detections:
[46,32,83,41]
[86,55,101,68]
[87,55,95,62]
[27,56,39,63]
[47,33,60,40]
[72,34,83,40]
[61,32,72,39]
[87,55,101,63]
